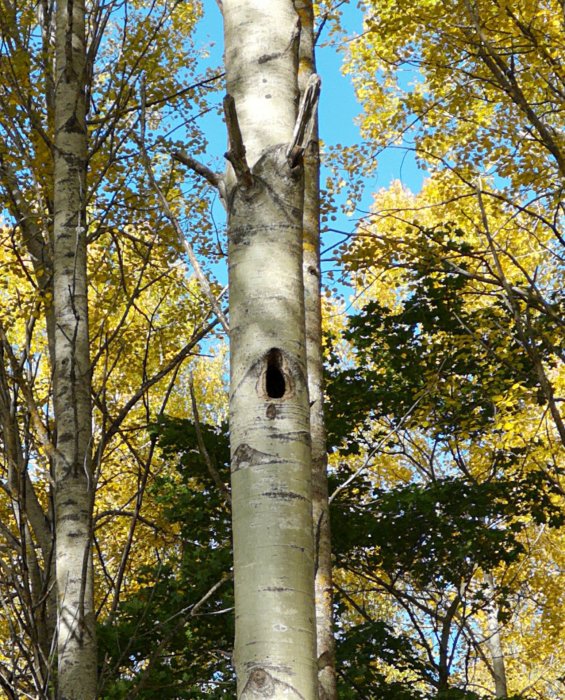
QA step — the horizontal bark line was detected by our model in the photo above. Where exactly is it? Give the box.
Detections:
[261,491,308,501]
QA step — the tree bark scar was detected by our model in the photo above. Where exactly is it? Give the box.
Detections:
[267,430,310,443]
[58,513,82,522]
[241,668,274,697]
[59,498,79,507]
[241,666,307,699]
[261,586,292,592]
[258,52,282,64]
[232,443,291,472]
[230,222,301,246]
[62,113,84,134]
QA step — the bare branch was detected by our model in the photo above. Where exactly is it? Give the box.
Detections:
[94,317,219,456]
[190,574,231,617]
[87,73,225,125]
[93,509,159,531]
[172,151,219,188]
[329,388,429,504]
[223,94,253,188]
[172,150,228,206]
[128,573,232,699]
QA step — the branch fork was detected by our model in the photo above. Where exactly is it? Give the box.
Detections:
[176,94,252,194]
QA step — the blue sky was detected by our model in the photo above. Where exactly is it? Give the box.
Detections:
[191,1,425,286]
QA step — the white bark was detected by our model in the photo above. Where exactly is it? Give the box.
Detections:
[223,1,318,697]
[53,0,96,696]
[485,573,508,697]
[223,0,299,167]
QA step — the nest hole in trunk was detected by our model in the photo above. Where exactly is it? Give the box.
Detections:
[265,348,286,399]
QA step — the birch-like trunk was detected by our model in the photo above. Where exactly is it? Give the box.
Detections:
[53,0,96,696]
[485,573,508,697]
[223,1,318,697]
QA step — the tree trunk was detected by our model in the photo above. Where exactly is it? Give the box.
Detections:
[294,2,337,697]
[222,1,319,697]
[485,573,508,697]
[53,0,97,696]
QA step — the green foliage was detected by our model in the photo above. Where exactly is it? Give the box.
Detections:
[98,417,235,698]
[333,473,563,591]
[327,214,565,696]
[326,224,559,449]
[336,619,431,698]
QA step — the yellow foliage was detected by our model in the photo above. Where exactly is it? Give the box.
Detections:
[347,0,565,193]
[337,3,565,691]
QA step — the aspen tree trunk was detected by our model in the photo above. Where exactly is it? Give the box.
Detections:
[485,573,508,697]
[294,2,337,697]
[222,1,319,697]
[53,0,97,696]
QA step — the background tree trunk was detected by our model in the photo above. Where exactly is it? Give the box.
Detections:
[485,573,508,698]
[223,0,319,696]
[53,0,97,696]
[294,2,337,697]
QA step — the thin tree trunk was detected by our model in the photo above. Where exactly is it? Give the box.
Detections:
[294,2,337,697]
[485,573,508,697]
[222,1,319,697]
[53,0,96,696]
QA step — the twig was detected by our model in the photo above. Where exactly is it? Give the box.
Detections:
[190,574,231,617]
[329,389,429,504]
[94,317,220,459]
[128,573,232,699]
[88,73,225,125]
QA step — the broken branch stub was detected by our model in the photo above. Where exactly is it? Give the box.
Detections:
[223,94,254,189]
[287,73,321,168]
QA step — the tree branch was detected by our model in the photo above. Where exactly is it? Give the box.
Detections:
[128,573,232,699]
[172,150,227,206]
[94,317,219,457]
[223,94,253,188]
[172,150,219,188]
